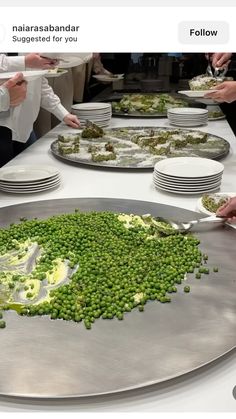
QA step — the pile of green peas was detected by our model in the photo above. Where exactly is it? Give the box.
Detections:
[0,211,212,329]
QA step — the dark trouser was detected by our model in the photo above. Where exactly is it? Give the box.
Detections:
[0,128,37,167]
[0,126,13,167]
[220,102,236,136]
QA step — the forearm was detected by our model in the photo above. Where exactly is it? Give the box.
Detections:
[40,78,68,120]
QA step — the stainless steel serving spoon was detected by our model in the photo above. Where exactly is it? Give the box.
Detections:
[156,214,226,234]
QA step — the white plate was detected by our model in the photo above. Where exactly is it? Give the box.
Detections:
[153,180,221,193]
[196,192,236,215]
[168,107,208,115]
[0,181,61,194]
[154,172,222,185]
[168,115,208,120]
[0,177,60,188]
[169,121,207,127]
[153,175,222,188]
[93,74,124,82]
[75,113,111,118]
[153,176,221,190]
[0,173,60,185]
[0,177,61,189]
[0,70,48,82]
[154,157,224,179]
[154,182,221,195]
[0,165,59,182]
[72,103,111,111]
[178,90,217,98]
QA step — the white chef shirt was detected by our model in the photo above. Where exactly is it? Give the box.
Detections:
[0,86,10,112]
[0,54,69,142]
[0,54,25,73]
[0,55,25,113]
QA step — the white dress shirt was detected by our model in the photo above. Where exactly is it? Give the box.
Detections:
[0,54,69,142]
[0,85,10,112]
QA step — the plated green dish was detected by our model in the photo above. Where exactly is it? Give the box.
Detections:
[111,93,188,117]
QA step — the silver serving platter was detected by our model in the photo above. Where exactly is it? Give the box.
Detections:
[50,127,230,170]
[110,93,188,118]
[0,198,235,399]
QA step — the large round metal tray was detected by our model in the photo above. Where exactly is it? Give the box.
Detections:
[50,127,230,170]
[0,198,235,399]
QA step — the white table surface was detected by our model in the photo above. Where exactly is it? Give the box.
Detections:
[0,117,236,412]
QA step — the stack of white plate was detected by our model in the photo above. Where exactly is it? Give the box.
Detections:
[153,157,224,195]
[0,165,61,194]
[167,107,208,127]
[71,102,112,127]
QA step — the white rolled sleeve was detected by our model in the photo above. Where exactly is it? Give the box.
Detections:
[0,54,25,72]
[40,77,69,121]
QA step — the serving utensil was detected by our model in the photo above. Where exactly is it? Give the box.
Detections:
[214,66,228,78]
[205,54,228,79]
[206,54,214,77]
[156,214,226,233]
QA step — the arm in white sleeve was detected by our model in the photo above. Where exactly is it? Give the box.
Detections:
[0,86,10,112]
[0,54,25,72]
[40,77,69,121]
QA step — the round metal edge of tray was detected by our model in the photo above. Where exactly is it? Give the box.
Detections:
[50,127,230,170]
[112,111,168,118]
[0,198,235,399]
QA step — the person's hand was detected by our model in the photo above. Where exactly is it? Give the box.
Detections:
[216,197,236,223]
[210,53,232,69]
[92,53,113,76]
[204,81,236,103]
[25,53,58,69]
[63,114,80,128]
[3,72,27,107]
[98,67,113,76]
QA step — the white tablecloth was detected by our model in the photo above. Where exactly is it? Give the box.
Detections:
[0,117,236,412]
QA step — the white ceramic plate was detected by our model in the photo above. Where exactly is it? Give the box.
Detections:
[153,176,221,189]
[0,173,60,185]
[93,74,124,82]
[154,157,224,179]
[71,103,111,112]
[169,121,207,127]
[154,182,221,195]
[0,166,59,182]
[154,172,222,184]
[0,175,60,188]
[0,70,48,82]
[0,181,61,194]
[168,115,208,120]
[178,90,217,98]
[168,107,208,115]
